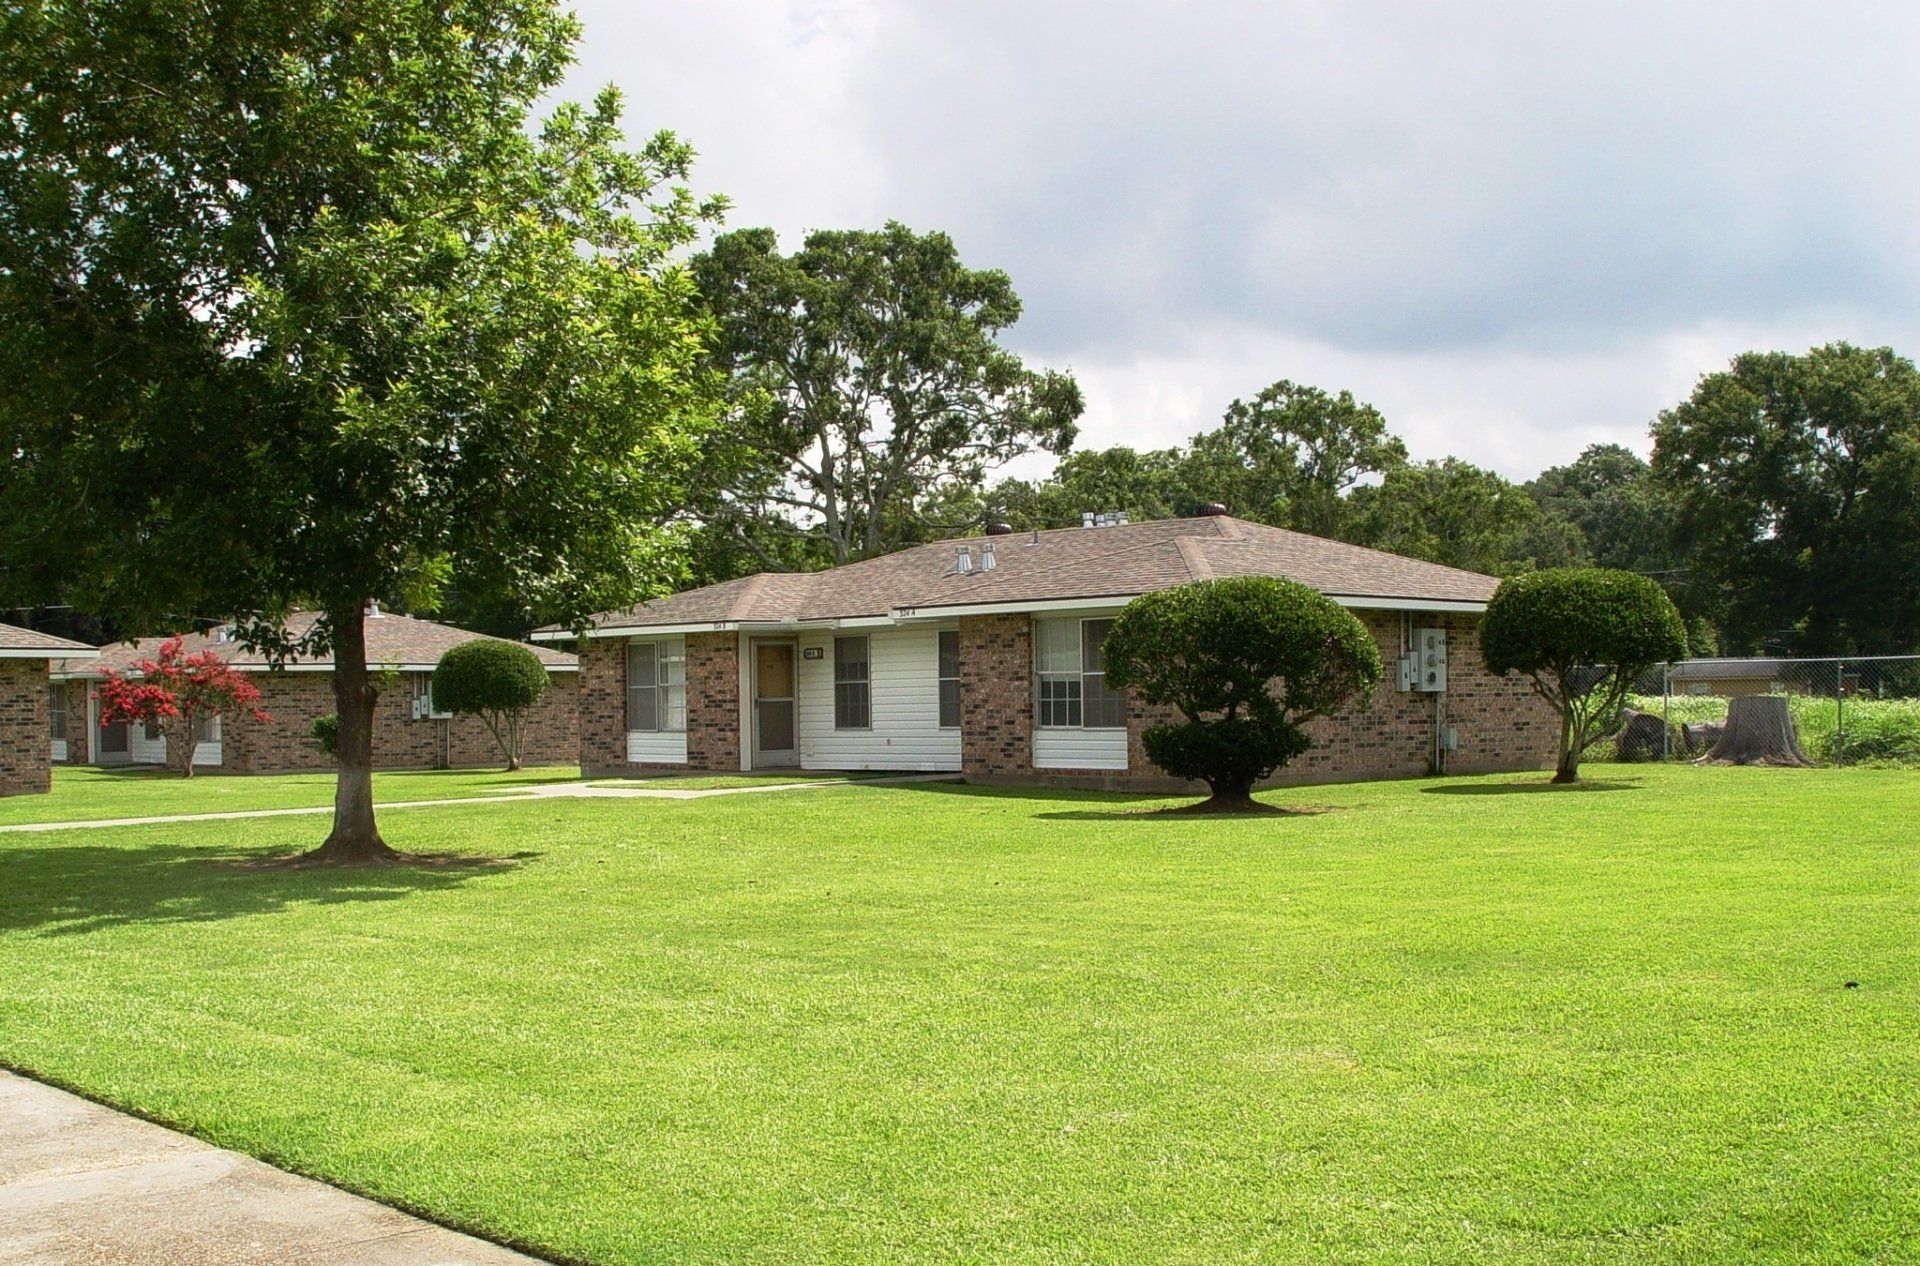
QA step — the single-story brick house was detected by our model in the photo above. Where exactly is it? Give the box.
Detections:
[538,513,1557,790]
[2,622,98,796]
[52,609,578,774]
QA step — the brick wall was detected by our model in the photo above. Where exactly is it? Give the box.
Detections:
[684,632,740,772]
[0,659,52,796]
[210,668,578,774]
[1431,611,1559,775]
[959,613,1033,779]
[577,638,631,774]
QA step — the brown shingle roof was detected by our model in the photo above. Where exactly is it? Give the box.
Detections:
[0,622,97,657]
[563,515,1498,634]
[55,611,574,677]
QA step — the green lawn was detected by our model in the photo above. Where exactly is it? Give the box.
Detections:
[1,765,1914,1264]
[0,763,581,826]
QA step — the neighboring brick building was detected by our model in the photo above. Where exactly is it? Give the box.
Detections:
[2,622,98,796]
[541,513,1558,789]
[53,609,576,774]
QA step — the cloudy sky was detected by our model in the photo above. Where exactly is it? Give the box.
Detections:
[560,1,1920,480]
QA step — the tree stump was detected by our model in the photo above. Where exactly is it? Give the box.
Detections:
[1697,695,1813,767]
[1613,709,1671,762]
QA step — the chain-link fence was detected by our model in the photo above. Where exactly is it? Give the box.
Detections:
[1608,655,1920,767]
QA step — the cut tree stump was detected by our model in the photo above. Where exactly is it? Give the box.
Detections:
[1696,695,1813,767]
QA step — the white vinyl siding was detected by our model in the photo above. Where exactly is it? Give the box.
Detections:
[128,716,221,767]
[796,626,961,772]
[627,730,689,764]
[50,739,67,762]
[1033,727,1128,770]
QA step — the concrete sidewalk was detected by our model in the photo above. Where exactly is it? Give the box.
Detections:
[0,1070,545,1265]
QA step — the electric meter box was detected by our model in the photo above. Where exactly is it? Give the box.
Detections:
[1413,627,1447,692]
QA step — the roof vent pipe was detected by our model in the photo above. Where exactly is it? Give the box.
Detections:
[980,541,997,572]
[955,545,974,575]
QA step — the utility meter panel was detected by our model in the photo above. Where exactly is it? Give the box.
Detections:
[1413,627,1448,692]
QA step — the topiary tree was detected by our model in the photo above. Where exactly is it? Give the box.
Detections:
[1481,568,1688,784]
[431,641,551,771]
[1103,577,1383,811]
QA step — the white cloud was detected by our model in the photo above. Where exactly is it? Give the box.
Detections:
[562,0,1920,479]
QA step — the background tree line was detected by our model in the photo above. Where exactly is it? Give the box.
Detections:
[647,225,1918,659]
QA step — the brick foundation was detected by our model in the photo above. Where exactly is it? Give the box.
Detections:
[0,659,53,796]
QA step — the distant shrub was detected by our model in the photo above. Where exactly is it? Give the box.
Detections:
[311,713,339,758]
[431,639,550,770]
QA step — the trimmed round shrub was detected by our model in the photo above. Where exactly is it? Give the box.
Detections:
[431,639,550,769]
[1103,576,1382,810]
[1481,567,1687,782]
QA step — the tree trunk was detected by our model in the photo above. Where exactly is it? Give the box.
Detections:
[1552,711,1580,783]
[1196,775,1260,812]
[1698,695,1813,767]
[304,604,399,863]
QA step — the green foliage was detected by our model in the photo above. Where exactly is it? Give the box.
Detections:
[1483,568,1688,780]
[1343,458,1587,575]
[0,0,725,849]
[432,640,550,769]
[979,446,1199,531]
[310,714,340,760]
[1651,343,1920,654]
[689,222,1083,566]
[1103,578,1381,804]
[1525,444,1676,577]
[1185,380,1407,537]
[432,641,550,715]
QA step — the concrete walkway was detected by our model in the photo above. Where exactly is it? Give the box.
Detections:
[0,1070,544,1265]
[0,772,958,834]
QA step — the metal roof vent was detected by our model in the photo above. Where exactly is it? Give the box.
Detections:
[984,521,1014,536]
[1085,510,1129,527]
[955,545,974,575]
[980,541,997,571]
[1196,502,1229,517]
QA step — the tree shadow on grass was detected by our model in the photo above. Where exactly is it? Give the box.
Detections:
[1036,805,1336,821]
[1421,778,1641,795]
[0,841,534,938]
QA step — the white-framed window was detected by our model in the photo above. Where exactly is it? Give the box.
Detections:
[937,629,961,729]
[48,685,66,740]
[834,635,871,729]
[1035,617,1125,729]
[627,639,686,732]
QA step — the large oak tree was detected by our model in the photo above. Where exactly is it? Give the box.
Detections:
[690,223,1084,567]
[0,0,723,861]
[1651,343,1920,654]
